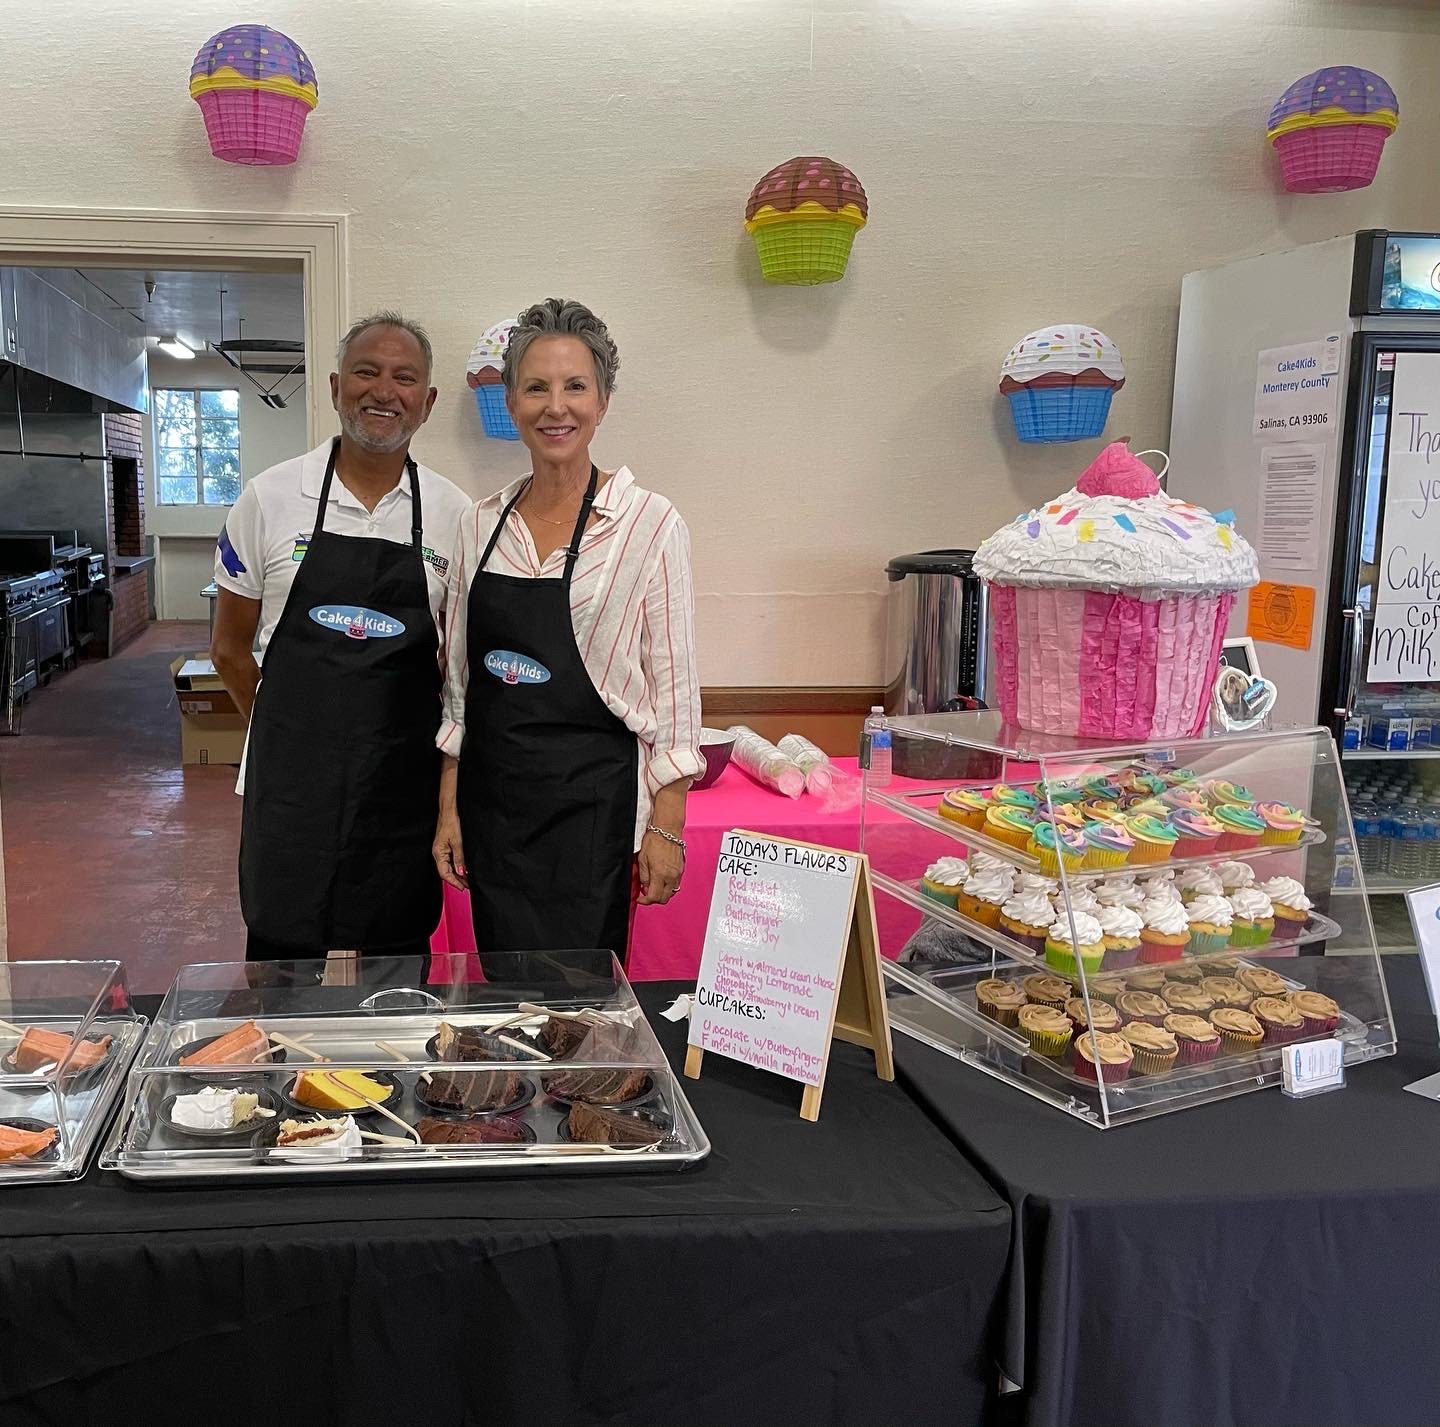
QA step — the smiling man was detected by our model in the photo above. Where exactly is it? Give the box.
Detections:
[211,312,471,961]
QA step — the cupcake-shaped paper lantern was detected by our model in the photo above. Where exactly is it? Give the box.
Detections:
[1267,67,1398,193]
[744,157,867,285]
[973,441,1258,740]
[190,26,318,166]
[466,321,519,440]
[1000,326,1126,444]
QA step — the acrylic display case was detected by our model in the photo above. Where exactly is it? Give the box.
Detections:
[102,950,709,1180]
[863,713,1395,1128]
[0,959,146,1182]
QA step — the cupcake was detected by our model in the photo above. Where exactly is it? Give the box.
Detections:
[1022,973,1074,1010]
[1252,996,1305,1046]
[745,156,867,285]
[1228,888,1275,947]
[1257,876,1313,941]
[974,440,1258,738]
[1082,776,1125,803]
[1169,808,1224,859]
[1126,814,1178,865]
[956,865,1012,928]
[1037,800,1087,831]
[1082,820,1135,870]
[1065,996,1122,1036]
[467,321,521,439]
[986,804,1039,850]
[975,978,1027,1027]
[999,889,1057,953]
[971,850,1018,879]
[939,787,990,830]
[1185,894,1235,954]
[1204,955,1241,976]
[1138,871,1182,904]
[1044,910,1106,979]
[1126,968,1171,993]
[1210,1007,1264,1054]
[189,25,319,166]
[1215,861,1256,895]
[1161,784,1210,813]
[1125,798,1171,819]
[920,856,970,907]
[1201,976,1254,1009]
[1015,871,1060,898]
[998,326,1127,444]
[1205,779,1255,808]
[1268,67,1399,194]
[1114,989,1170,1026]
[1066,885,1103,917]
[1255,801,1309,846]
[1237,965,1290,1000]
[1036,779,1085,805]
[1163,1013,1222,1066]
[1073,1030,1134,1083]
[1290,989,1341,1036]
[1176,865,1225,904]
[1138,894,1190,963]
[1096,905,1144,969]
[1095,876,1145,910]
[1117,768,1166,800]
[1161,766,1200,787]
[1120,1021,1179,1076]
[991,783,1040,810]
[1087,973,1129,1003]
[1016,1003,1074,1058]
[1030,822,1085,877]
[1081,799,1126,825]
[1161,982,1216,1016]
[1213,804,1265,853]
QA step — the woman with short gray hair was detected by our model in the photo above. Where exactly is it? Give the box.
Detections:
[434,298,703,966]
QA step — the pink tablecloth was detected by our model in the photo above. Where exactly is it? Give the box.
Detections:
[429,757,926,980]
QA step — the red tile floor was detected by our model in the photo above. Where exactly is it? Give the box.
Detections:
[0,621,245,993]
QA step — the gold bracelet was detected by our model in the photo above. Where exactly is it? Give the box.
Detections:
[645,823,687,856]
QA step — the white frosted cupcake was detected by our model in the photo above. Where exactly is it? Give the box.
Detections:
[1138,893,1190,963]
[1096,903,1144,968]
[921,855,970,908]
[956,864,1012,929]
[1176,865,1224,903]
[1215,861,1256,895]
[1000,888,1057,952]
[1229,887,1276,947]
[1185,893,1235,952]
[1095,878,1145,910]
[1257,875,1313,940]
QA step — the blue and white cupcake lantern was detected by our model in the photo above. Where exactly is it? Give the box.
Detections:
[999,326,1126,444]
[466,320,519,440]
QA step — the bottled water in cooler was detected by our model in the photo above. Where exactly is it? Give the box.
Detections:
[1389,807,1428,882]
[1354,803,1387,878]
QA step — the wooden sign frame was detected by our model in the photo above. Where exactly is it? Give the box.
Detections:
[684,832,894,1122]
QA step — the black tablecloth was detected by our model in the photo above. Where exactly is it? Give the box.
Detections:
[896,956,1440,1427]
[0,984,1010,1427]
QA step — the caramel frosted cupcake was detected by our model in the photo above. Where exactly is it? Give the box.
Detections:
[1017,1003,1073,1058]
[1064,996,1122,1036]
[1114,989,1170,1026]
[1161,982,1216,1016]
[1126,967,1170,993]
[1086,973,1128,1003]
[1252,995,1305,1045]
[1120,1020,1179,1075]
[1290,989,1341,1036]
[975,977,1027,1027]
[1237,965,1290,1000]
[1163,1013,1222,1066]
[1210,1007,1264,1053]
[1073,1030,1134,1083]
[1022,973,1074,1010]
[1201,975,1254,1009]
[1162,959,1206,984]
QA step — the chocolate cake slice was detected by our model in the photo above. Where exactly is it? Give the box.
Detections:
[423,1069,522,1113]
[435,1022,531,1063]
[537,1015,591,1058]
[547,1065,652,1104]
[565,1102,665,1147]
[417,1114,530,1146]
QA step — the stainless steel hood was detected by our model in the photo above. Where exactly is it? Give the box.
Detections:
[0,267,147,412]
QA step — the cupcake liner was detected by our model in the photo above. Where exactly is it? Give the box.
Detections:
[1272,910,1309,942]
[957,893,1003,928]
[1082,846,1129,871]
[1228,921,1274,948]
[1128,840,1174,865]
[1019,1022,1073,1058]
[1298,1010,1340,1037]
[1172,833,1220,859]
[1129,1045,1179,1076]
[1259,826,1304,847]
[1215,830,1263,853]
[1215,1027,1264,1055]
[1187,928,1231,953]
[1102,940,1141,970]
[1173,1035,1221,1067]
[1000,916,1048,954]
[1072,1044,1132,1083]
[1035,845,1081,877]
[939,804,987,832]
[1259,1018,1303,1047]
[920,879,960,907]
[1044,941,1103,978]
[1273,125,1387,195]
[976,997,1023,1029]
[1138,933,1187,964]
[987,823,1034,850]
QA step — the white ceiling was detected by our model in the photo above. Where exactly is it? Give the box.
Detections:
[63,267,305,350]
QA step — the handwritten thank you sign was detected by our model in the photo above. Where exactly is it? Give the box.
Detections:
[1369,352,1440,681]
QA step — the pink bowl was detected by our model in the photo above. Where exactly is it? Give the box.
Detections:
[691,728,735,791]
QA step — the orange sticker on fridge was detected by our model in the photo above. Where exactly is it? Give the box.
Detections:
[1246,581,1315,651]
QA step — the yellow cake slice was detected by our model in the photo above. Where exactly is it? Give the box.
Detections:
[292,1069,389,1111]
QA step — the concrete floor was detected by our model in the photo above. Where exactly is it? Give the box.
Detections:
[0,621,245,993]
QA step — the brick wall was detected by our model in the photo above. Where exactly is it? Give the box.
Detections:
[102,412,145,557]
[110,569,150,654]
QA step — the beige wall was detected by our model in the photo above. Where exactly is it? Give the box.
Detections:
[6,1,1440,678]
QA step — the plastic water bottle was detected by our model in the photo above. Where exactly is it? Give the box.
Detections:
[1424,806,1440,879]
[862,706,892,787]
[1377,801,1400,877]
[1354,803,1386,878]
[1391,807,1428,883]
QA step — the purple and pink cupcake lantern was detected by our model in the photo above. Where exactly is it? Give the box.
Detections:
[190,26,318,166]
[973,441,1259,740]
[1267,67,1398,194]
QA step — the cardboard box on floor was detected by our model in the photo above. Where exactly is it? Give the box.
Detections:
[171,655,247,766]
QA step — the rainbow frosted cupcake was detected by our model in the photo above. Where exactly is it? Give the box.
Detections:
[1082,820,1134,870]
[986,804,1039,850]
[1161,784,1210,814]
[1036,780,1085,805]
[1037,801,1087,831]
[1126,814,1179,865]
[1257,876,1312,940]
[1213,804,1265,853]
[190,26,318,166]
[991,783,1041,810]
[1044,910,1106,979]
[1205,780,1255,808]
[1169,808,1223,860]
[1125,798,1171,820]
[1081,800,1126,826]
[920,856,970,907]
[1184,894,1234,953]
[939,787,990,831]
[1228,888,1275,947]
[1029,822,1085,876]
[1255,801,1308,846]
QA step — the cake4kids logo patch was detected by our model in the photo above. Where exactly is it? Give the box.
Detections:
[484,649,551,685]
[309,605,406,641]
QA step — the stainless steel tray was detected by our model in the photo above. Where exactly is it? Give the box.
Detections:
[100,1011,710,1182]
[0,1017,148,1186]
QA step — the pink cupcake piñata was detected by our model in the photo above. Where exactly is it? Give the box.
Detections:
[191,26,318,166]
[974,442,1258,739]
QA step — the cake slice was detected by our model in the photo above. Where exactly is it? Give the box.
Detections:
[565,1102,665,1147]
[0,1123,59,1160]
[537,1016,591,1058]
[179,1021,269,1067]
[291,1069,391,1111]
[417,1114,530,1146]
[425,1069,522,1113]
[435,1021,532,1063]
[548,1065,651,1104]
[12,1027,112,1073]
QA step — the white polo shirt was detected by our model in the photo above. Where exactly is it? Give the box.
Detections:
[214,439,471,661]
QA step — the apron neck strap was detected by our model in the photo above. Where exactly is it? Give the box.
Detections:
[315,437,423,548]
[478,464,600,583]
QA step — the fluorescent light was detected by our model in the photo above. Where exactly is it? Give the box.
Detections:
[156,336,195,360]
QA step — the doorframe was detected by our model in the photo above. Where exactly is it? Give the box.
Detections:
[0,207,349,959]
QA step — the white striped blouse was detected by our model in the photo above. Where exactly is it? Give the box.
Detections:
[438,466,704,850]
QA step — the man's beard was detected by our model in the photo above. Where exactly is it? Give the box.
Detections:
[338,400,419,454]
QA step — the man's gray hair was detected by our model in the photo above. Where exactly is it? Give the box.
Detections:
[503,298,619,397]
[336,310,434,381]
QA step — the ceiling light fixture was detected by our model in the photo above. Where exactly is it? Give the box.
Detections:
[156,335,195,360]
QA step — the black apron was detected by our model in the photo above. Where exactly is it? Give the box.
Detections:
[239,438,442,954]
[457,465,638,965]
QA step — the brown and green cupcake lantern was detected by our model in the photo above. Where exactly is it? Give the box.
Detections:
[744,157,867,285]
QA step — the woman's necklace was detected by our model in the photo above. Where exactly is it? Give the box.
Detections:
[521,474,594,526]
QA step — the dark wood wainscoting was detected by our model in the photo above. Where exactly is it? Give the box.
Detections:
[699,687,881,757]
